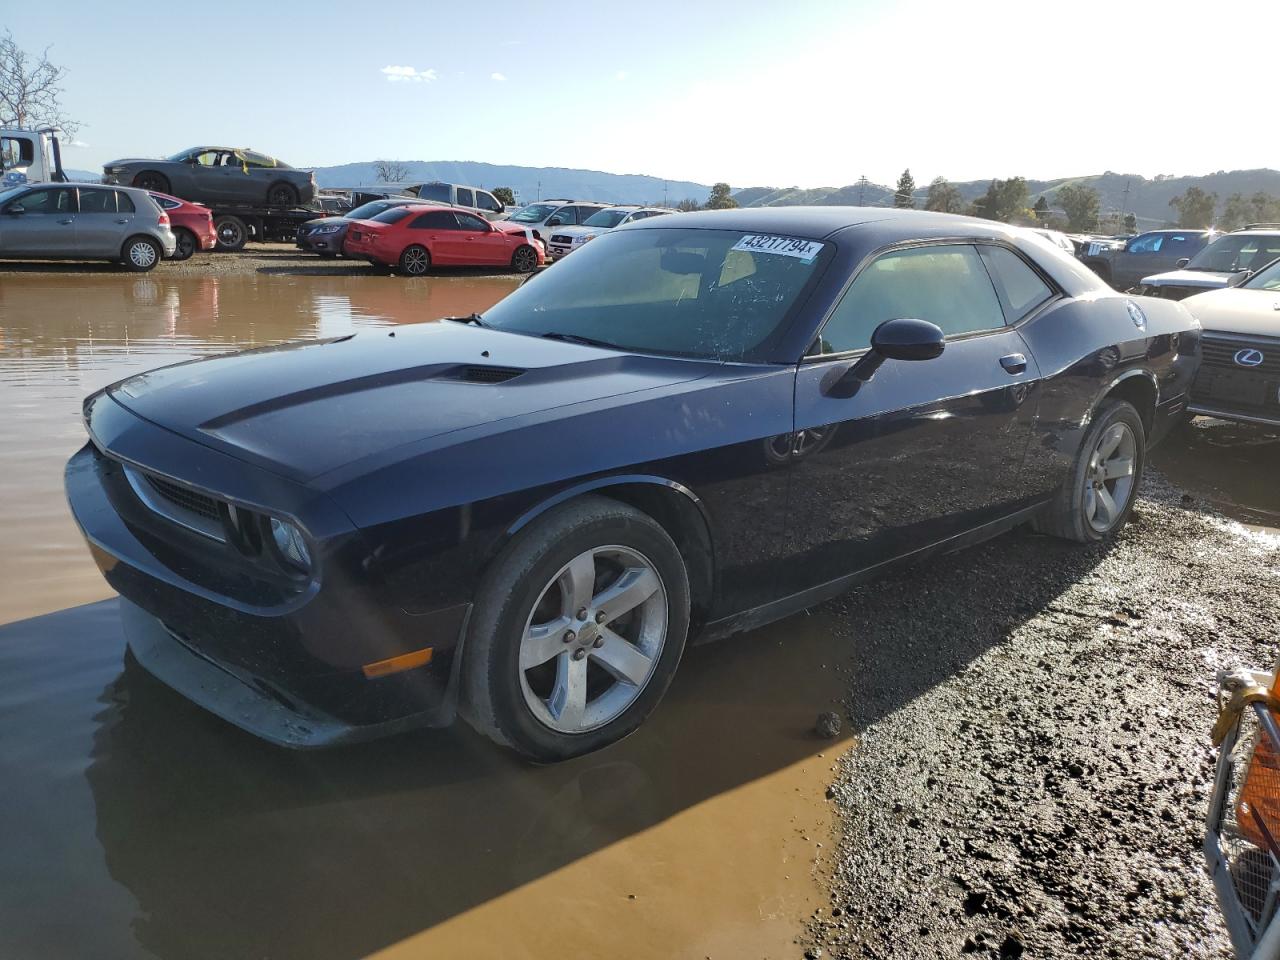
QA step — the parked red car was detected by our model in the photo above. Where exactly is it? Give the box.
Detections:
[343,205,545,276]
[148,192,216,261]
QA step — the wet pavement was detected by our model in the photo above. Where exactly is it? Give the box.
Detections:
[2,259,1278,959]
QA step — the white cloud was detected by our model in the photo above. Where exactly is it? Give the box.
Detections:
[68,139,89,148]
[490,72,506,82]
[381,65,438,83]
[614,70,628,81]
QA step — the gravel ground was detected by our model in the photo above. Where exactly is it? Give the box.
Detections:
[808,472,1280,959]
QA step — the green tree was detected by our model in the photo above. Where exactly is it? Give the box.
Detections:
[675,198,701,212]
[1033,196,1049,219]
[924,176,965,214]
[1169,186,1217,228]
[1249,192,1280,224]
[1056,183,1100,232]
[492,186,515,206]
[1123,213,1137,233]
[705,182,738,210]
[973,178,1029,222]
[893,168,916,208]
[1219,193,1253,231]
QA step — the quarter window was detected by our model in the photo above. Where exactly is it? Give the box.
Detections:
[979,246,1054,322]
[814,244,1003,355]
[117,192,136,214]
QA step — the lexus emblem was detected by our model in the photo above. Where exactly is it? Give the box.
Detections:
[1234,348,1265,367]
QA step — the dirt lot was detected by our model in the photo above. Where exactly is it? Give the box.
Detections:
[806,452,1279,959]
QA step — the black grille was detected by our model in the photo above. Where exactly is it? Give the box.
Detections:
[146,475,221,521]
[550,235,573,245]
[1201,336,1280,375]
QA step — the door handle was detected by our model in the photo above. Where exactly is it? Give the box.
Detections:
[58,218,74,225]
[999,353,1027,374]
[115,218,129,224]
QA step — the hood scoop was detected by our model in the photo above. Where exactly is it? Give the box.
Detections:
[443,365,526,384]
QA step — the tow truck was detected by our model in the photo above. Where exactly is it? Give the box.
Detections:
[0,126,69,185]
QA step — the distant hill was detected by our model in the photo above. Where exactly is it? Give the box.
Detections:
[733,169,1280,227]
[312,160,711,207]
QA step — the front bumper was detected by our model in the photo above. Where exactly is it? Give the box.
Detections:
[297,228,348,255]
[65,436,469,747]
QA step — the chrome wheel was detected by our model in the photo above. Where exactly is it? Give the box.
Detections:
[401,246,430,275]
[1083,420,1137,533]
[128,240,158,269]
[518,545,667,734]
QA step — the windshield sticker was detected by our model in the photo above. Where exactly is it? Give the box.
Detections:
[731,235,823,262]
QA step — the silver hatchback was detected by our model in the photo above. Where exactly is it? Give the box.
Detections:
[0,182,176,271]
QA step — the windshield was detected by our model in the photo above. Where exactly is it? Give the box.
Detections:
[1244,257,1280,290]
[0,185,27,206]
[1188,234,1280,273]
[583,208,632,228]
[509,203,558,223]
[164,148,201,162]
[346,200,394,220]
[481,227,829,361]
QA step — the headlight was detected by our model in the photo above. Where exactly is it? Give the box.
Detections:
[269,517,312,572]
[314,224,342,234]
[105,166,123,174]
[576,234,595,244]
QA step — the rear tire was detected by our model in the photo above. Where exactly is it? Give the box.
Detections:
[213,215,247,252]
[171,228,197,261]
[1033,399,1146,542]
[133,171,170,194]
[461,496,690,761]
[398,245,431,276]
[121,235,161,272]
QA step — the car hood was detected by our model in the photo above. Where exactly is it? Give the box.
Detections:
[105,322,715,482]
[1183,288,1280,337]
[301,215,350,228]
[493,221,533,235]
[1141,268,1236,288]
[105,158,165,167]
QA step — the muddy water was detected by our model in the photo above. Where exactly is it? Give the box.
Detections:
[1151,417,1280,533]
[0,270,846,959]
[0,272,519,625]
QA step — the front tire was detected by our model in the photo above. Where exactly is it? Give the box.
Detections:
[511,244,538,273]
[1033,399,1146,542]
[132,171,170,194]
[461,496,691,761]
[398,245,431,276]
[121,235,161,272]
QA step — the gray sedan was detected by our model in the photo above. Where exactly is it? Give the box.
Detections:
[0,183,176,271]
[102,147,316,207]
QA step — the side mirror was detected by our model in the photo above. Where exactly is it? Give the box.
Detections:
[546,217,563,226]
[1176,257,1191,268]
[822,318,945,398]
[1228,271,1252,287]
[6,204,24,216]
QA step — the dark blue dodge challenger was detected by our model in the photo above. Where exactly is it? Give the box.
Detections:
[66,208,1200,760]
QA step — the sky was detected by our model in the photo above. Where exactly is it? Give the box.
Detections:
[6,0,1279,190]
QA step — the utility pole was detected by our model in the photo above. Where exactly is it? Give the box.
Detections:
[536,179,541,201]
[856,175,870,205]
[663,180,669,207]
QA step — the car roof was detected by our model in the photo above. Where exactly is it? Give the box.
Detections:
[625,206,987,240]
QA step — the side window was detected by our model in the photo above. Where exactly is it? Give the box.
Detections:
[814,244,1003,355]
[1127,233,1163,254]
[417,183,452,202]
[78,189,117,213]
[194,151,219,166]
[409,211,459,230]
[0,136,35,171]
[979,246,1054,322]
[117,191,136,214]
[455,212,489,232]
[12,188,74,214]
[455,187,474,207]
[476,191,500,213]
[551,206,576,225]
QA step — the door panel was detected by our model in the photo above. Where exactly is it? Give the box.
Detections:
[0,187,78,256]
[780,331,1039,595]
[75,189,129,257]
[452,214,500,264]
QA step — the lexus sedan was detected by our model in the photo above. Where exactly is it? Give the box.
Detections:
[102,147,317,207]
[1182,255,1280,426]
[65,208,1200,761]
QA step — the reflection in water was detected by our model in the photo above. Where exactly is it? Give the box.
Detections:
[0,599,847,960]
[1151,418,1280,532]
[0,273,519,625]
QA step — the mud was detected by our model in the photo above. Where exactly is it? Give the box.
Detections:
[2,260,1279,958]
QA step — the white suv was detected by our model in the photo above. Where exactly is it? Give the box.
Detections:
[503,200,611,245]
[546,206,674,259]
